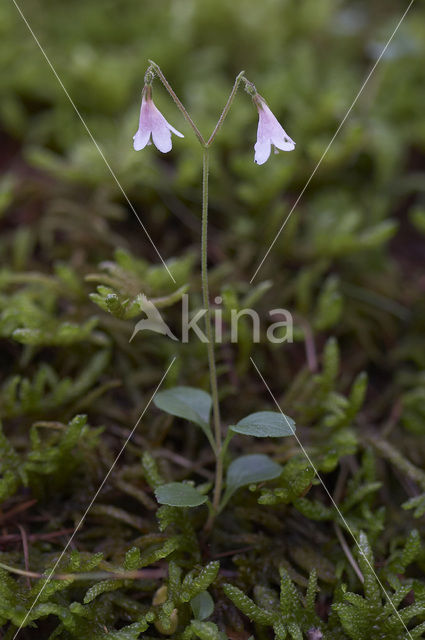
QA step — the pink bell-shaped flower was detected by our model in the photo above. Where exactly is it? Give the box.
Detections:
[133,85,184,153]
[253,94,295,165]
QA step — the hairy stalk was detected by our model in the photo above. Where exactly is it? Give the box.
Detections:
[148,60,205,146]
[207,70,246,145]
[201,148,223,526]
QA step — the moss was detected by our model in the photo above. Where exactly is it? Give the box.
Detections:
[1,0,425,637]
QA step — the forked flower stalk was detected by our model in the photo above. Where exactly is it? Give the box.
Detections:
[133,62,295,528]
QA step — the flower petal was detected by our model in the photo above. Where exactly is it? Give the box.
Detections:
[152,126,173,153]
[167,122,184,138]
[149,101,180,152]
[272,129,295,152]
[133,128,151,151]
[254,137,272,165]
[261,104,295,151]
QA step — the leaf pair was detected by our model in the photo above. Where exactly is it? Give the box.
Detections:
[153,386,296,509]
[155,454,284,510]
[154,386,295,444]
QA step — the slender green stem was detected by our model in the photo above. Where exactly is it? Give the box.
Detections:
[201,148,223,524]
[148,60,206,146]
[207,71,246,145]
[142,65,252,527]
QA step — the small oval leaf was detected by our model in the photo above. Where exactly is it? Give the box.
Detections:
[222,454,283,508]
[154,386,215,449]
[230,411,295,438]
[191,591,214,620]
[155,482,208,508]
[154,386,212,427]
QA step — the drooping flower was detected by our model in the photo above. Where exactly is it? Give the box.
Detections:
[133,85,184,153]
[253,94,295,165]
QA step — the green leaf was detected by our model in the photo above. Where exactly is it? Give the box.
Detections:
[154,386,211,426]
[155,482,208,508]
[191,591,214,620]
[154,386,215,449]
[222,454,282,508]
[229,411,295,438]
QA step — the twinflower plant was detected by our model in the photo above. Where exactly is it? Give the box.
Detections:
[133,61,296,529]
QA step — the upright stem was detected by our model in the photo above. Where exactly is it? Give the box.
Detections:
[201,148,223,519]
[143,64,253,526]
